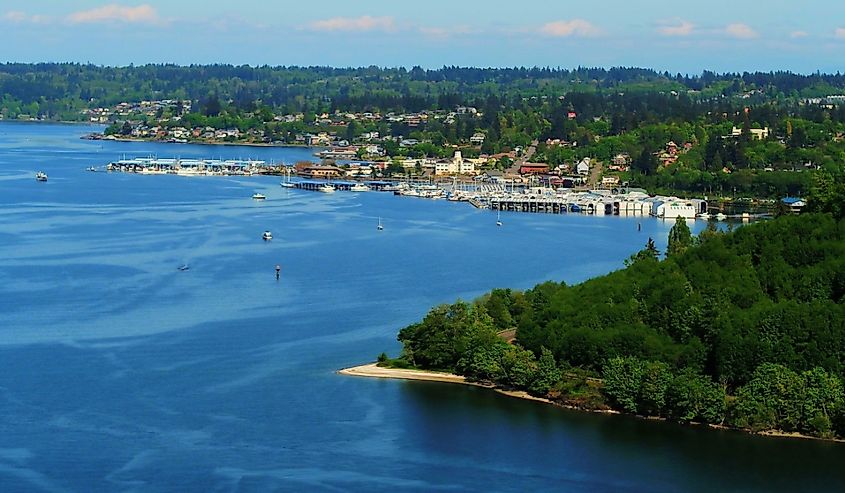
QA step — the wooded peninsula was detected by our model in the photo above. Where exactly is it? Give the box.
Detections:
[378,188,845,440]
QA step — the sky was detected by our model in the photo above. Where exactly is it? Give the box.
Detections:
[1,1,844,73]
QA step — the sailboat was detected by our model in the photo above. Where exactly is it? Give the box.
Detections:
[496,210,503,227]
[280,167,295,188]
[377,217,384,231]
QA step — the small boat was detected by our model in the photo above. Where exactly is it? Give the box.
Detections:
[252,193,267,200]
[715,213,727,221]
[35,171,48,182]
[280,182,296,188]
[177,264,190,271]
[696,212,711,220]
[86,166,97,172]
[262,230,273,241]
[318,184,336,194]
[350,183,370,192]
[377,217,384,231]
[496,210,503,227]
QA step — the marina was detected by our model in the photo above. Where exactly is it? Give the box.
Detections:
[99,156,763,220]
[105,157,270,175]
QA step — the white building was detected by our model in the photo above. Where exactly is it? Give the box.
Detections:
[576,158,591,176]
[435,151,478,175]
[652,198,698,219]
[731,126,770,140]
[470,133,486,145]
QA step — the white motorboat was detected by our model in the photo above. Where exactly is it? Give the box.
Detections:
[696,212,711,220]
[35,171,48,182]
[252,193,267,200]
[350,183,370,192]
[385,183,409,193]
[377,217,384,231]
[496,210,503,227]
[86,166,97,172]
[262,230,273,241]
[318,184,336,193]
[715,213,727,221]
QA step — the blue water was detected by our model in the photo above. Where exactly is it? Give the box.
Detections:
[0,122,843,492]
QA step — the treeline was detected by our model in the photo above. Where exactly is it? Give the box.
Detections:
[5,63,845,117]
[390,211,845,438]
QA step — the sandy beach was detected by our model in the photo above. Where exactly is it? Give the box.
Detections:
[338,363,559,406]
[338,363,476,385]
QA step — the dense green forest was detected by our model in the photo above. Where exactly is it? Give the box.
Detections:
[389,197,845,439]
[5,63,845,197]
[6,63,845,116]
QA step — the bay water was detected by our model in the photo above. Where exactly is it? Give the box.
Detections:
[0,122,843,492]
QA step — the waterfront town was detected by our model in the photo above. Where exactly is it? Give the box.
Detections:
[100,154,796,220]
[88,95,804,220]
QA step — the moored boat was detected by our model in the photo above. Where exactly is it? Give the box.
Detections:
[318,184,336,193]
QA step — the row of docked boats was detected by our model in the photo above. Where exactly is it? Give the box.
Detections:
[105,157,267,176]
[388,182,447,199]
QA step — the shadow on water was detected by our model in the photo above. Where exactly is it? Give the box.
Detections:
[399,381,845,493]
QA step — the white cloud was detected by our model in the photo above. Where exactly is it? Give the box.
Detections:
[789,30,808,39]
[836,28,845,39]
[540,19,602,38]
[419,25,474,39]
[67,4,163,25]
[2,10,26,22]
[725,23,758,39]
[308,15,396,33]
[657,19,694,37]
[2,10,51,24]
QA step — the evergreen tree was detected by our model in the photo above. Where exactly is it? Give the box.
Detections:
[625,237,660,266]
[667,216,693,257]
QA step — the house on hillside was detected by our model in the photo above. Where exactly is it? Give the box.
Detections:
[730,126,770,140]
[612,153,631,166]
[576,158,591,176]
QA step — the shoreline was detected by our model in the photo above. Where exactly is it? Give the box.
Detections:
[84,135,317,149]
[338,363,619,413]
[339,363,845,444]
